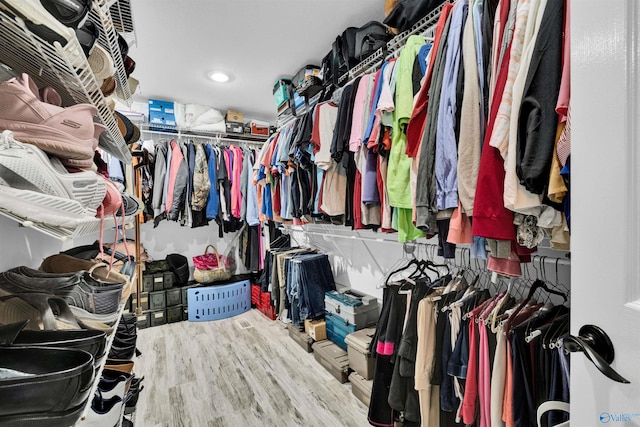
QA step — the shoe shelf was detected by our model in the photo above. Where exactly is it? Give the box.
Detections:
[0,8,132,164]
[108,0,137,47]
[89,0,131,101]
[0,209,136,242]
[76,302,125,425]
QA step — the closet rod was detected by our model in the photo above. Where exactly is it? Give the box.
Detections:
[139,128,266,146]
[283,227,571,266]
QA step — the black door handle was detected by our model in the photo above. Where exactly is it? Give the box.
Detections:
[562,325,631,384]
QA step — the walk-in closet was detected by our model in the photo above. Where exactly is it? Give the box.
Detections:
[0,0,638,426]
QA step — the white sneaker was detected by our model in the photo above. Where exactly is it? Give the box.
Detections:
[0,130,105,227]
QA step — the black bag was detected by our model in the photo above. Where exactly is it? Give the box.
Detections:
[383,0,446,33]
[340,22,390,70]
[322,21,391,88]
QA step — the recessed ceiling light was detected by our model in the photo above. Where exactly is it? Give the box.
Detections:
[208,72,230,83]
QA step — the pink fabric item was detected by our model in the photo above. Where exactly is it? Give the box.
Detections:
[487,250,522,277]
[232,146,243,218]
[165,140,184,214]
[447,202,474,244]
[348,75,372,153]
[556,0,570,122]
[0,78,98,163]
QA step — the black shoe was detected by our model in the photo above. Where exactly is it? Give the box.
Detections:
[0,347,94,426]
[0,320,107,363]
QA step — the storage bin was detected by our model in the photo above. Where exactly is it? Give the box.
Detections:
[142,273,154,292]
[152,273,165,292]
[148,99,176,127]
[162,271,174,289]
[167,305,183,323]
[349,372,372,407]
[181,284,197,306]
[344,327,376,380]
[136,312,150,329]
[165,288,182,307]
[273,78,291,109]
[131,292,149,311]
[312,340,350,383]
[287,324,313,353]
[251,284,261,306]
[325,310,356,350]
[324,289,379,329]
[187,280,250,321]
[149,309,167,327]
[149,290,166,310]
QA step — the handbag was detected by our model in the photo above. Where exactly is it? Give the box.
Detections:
[192,244,233,284]
[383,0,446,33]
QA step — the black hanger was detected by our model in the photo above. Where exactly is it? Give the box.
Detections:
[526,278,568,303]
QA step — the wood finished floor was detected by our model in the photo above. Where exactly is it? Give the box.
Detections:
[132,309,370,427]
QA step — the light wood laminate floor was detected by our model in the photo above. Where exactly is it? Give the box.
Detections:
[132,309,370,427]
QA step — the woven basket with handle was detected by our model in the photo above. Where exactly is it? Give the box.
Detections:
[192,244,232,283]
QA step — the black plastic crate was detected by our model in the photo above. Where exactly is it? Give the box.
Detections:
[166,288,181,307]
[149,290,166,310]
[136,312,150,329]
[131,292,149,311]
[149,309,167,327]
[167,305,183,323]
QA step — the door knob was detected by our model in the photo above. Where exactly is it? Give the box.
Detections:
[562,325,631,384]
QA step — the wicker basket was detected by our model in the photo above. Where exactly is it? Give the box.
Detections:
[192,244,232,284]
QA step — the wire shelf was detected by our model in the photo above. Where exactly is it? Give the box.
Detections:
[89,0,131,101]
[0,8,132,163]
[108,0,137,47]
[139,122,270,143]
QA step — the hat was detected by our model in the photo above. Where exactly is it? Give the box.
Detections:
[88,45,115,81]
[114,110,140,144]
[100,76,116,97]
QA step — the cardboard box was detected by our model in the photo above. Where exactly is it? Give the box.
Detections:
[225,109,243,123]
[148,99,176,126]
[304,319,327,341]
[225,121,244,134]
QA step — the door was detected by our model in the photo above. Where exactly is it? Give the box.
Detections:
[572,0,640,424]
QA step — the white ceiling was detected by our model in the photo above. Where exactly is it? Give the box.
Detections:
[128,0,386,123]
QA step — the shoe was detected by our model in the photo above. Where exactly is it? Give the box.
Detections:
[104,359,134,374]
[39,86,62,106]
[40,254,131,287]
[97,369,131,400]
[39,0,92,29]
[88,45,115,81]
[0,0,76,46]
[117,192,142,217]
[0,320,106,362]
[123,55,135,77]
[75,19,99,57]
[101,77,117,97]
[0,78,101,164]
[0,346,94,427]
[0,127,103,208]
[0,270,123,315]
[85,395,123,427]
[0,292,82,330]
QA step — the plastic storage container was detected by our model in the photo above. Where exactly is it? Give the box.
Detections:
[325,311,356,350]
[324,290,379,329]
[349,372,372,407]
[312,340,350,383]
[287,324,313,353]
[344,327,376,380]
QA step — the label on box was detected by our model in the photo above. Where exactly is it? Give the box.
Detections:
[154,312,164,319]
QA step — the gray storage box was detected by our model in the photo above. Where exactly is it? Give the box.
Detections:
[151,273,165,292]
[312,340,349,383]
[149,290,166,310]
[131,292,149,311]
[288,324,313,353]
[349,372,372,407]
[149,309,167,327]
[165,288,181,307]
[324,289,379,329]
[344,327,376,380]
[136,312,150,329]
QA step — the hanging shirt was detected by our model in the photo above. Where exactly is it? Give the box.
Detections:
[435,0,468,211]
[204,144,219,219]
[387,34,426,210]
